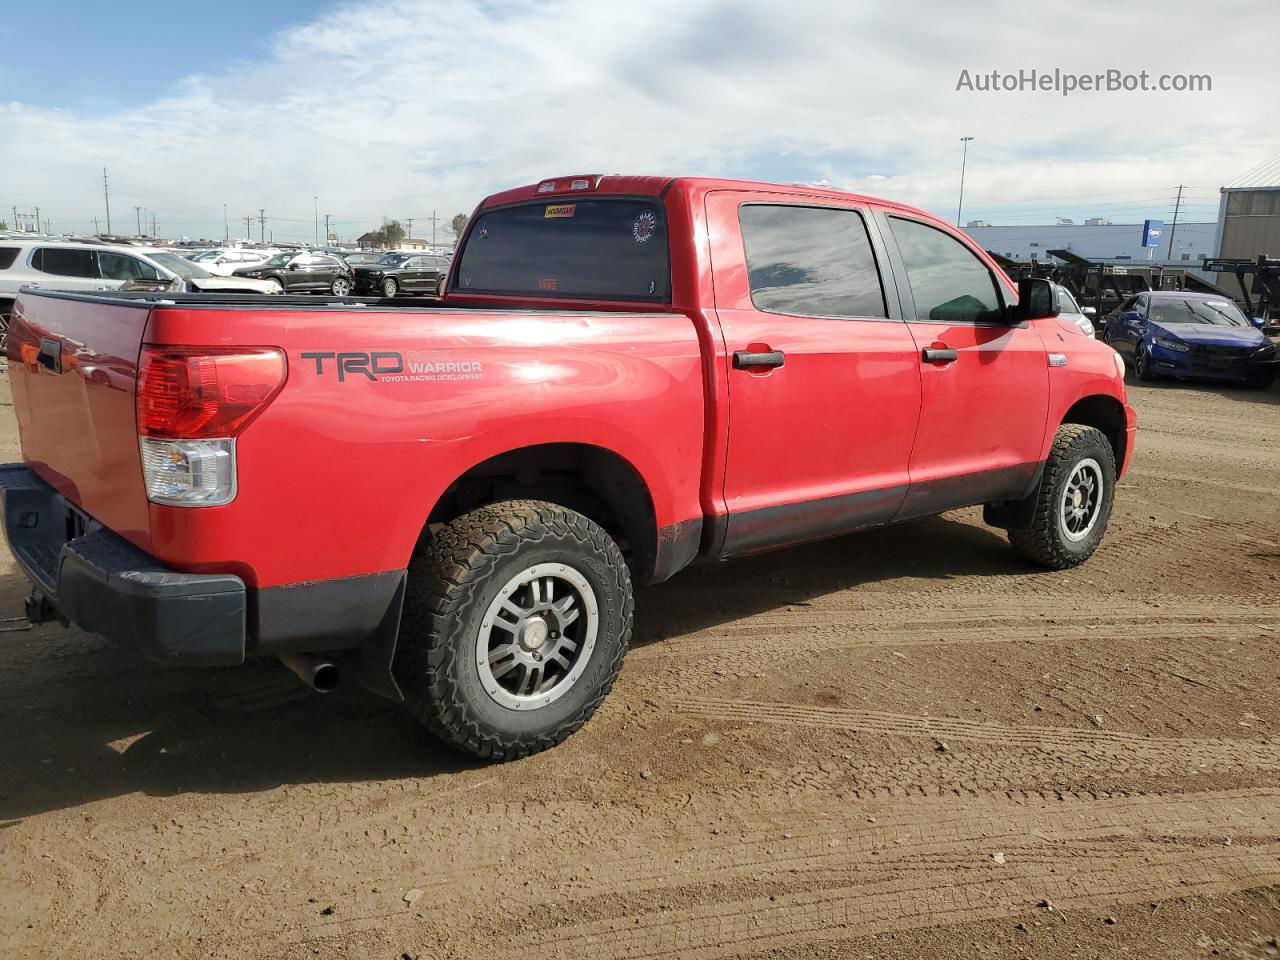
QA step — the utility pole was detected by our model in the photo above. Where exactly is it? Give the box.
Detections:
[135,206,142,237]
[34,206,41,235]
[244,215,254,240]
[92,217,100,234]
[151,214,157,238]
[430,210,439,246]
[102,167,112,235]
[956,136,974,227]
[324,213,331,244]
[224,203,229,243]
[1166,184,1183,263]
[313,196,320,247]
[259,209,266,244]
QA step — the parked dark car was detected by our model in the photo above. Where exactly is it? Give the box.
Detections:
[231,251,355,295]
[1103,291,1278,388]
[351,253,449,297]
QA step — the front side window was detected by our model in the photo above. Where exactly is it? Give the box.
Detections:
[738,205,887,318]
[889,217,1003,324]
[457,199,669,301]
[32,247,97,277]
[98,252,163,281]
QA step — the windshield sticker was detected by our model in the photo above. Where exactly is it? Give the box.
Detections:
[632,210,657,243]
[544,204,576,219]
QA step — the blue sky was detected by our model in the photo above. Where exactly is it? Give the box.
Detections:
[0,2,333,110]
[0,0,1274,241]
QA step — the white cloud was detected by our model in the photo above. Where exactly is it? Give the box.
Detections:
[3,0,1278,239]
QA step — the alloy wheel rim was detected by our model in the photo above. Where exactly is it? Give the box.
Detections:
[1060,457,1104,542]
[334,279,350,295]
[384,280,396,296]
[476,563,599,711]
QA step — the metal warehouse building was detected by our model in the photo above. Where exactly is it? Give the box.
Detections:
[1215,152,1280,262]
[962,222,1216,265]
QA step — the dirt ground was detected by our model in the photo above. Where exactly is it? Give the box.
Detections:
[1,368,1278,960]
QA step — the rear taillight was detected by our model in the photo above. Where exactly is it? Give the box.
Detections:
[138,346,286,439]
[136,346,286,507]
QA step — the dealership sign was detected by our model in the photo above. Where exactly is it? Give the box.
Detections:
[1142,219,1164,248]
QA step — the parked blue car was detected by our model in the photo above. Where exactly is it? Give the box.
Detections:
[1103,291,1278,389]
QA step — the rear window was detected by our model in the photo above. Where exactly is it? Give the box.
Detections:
[454,199,669,301]
[0,247,19,270]
[31,247,97,278]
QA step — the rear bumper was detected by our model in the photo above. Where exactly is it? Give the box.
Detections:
[0,464,247,664]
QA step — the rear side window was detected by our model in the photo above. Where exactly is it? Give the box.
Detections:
[456,199,669,301]
[0,247,19,270]
[889,217,1003,324]
[739,205,887,318]
[31,247,97,278]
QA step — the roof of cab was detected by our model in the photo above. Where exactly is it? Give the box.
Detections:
[479,174,944,225]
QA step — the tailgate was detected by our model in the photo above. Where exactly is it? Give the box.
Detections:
[6,291,152,548]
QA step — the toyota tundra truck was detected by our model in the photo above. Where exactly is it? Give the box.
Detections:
[0,174,1137,760]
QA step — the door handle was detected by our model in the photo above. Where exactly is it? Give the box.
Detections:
[922,347,958,364]
[733,350,785,370]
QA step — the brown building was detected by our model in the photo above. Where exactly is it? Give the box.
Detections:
[1214,152,1280,296]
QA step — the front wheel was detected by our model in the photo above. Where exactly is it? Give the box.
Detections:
[330,276,352,296]
[382,277,399,298]
[1134,342,1156,382]
[393,500,633,761]
[264,277,284,294]
[1247,369,1277,390]
[1007,424,1117,570]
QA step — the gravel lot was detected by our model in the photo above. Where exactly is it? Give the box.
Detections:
[1,370,1278,959]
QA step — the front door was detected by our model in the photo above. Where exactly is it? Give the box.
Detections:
[706,191,923,556]
[876,212,1050,518]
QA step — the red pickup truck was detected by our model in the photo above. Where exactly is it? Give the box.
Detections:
[1,174,1135,760]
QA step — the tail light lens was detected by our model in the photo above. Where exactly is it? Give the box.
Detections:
[137,346,286,507]
[137,346,286,439]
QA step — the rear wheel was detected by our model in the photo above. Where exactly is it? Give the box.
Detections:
[393,500,633,761]
[330,276,352,296]
[1008,424,1116,570]
[382,277,399,298]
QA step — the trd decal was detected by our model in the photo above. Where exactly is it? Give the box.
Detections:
[301,351,404,382]
[301,351,484,383]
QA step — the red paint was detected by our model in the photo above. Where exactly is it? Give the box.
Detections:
[8,175,1134,591]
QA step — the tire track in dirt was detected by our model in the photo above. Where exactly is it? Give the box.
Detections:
[262,789,1280,953]
[672,698,1280,774]
[481,843,1280,960]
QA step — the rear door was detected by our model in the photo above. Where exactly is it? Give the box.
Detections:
[403,256,429,291]
[706,191,922,556]
[877,212,1049,518]
[27,248,110,294]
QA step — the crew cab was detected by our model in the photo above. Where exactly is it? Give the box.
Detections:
[0,175,1136,761]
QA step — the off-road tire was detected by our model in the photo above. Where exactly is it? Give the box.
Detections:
[1008,425,1117,570]
[393,500,633,761]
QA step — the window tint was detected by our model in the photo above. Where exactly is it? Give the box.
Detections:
[32,247,97,278]
[738,205,886,318]
[98,252,162,281]
[457,199,669,300]
[0,247,20,270]
[889,217,1003,324]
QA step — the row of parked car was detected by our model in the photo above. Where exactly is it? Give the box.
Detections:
[0,239,453,346]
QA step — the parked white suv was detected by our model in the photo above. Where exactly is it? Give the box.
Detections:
[186,247,274,276]
[0,240,280,345]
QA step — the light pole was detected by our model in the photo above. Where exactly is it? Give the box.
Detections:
[224,203,229,243]
[956,136,974,227]
[313,196,319,247]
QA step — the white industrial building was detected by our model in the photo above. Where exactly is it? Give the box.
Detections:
[962,221,1216,265]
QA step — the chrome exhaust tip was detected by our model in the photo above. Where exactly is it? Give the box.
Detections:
[279,653,340,693]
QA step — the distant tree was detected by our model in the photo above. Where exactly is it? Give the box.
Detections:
[451,213,468,238]
[0,220,7,231]
[367,219,407,248]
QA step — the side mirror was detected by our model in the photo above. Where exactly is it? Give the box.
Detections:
[287,262,300,271]
[1015,277,1060,321]
[1120,310,1140,322]
[1081,306,1097,317]
[1250,315,1266,329]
